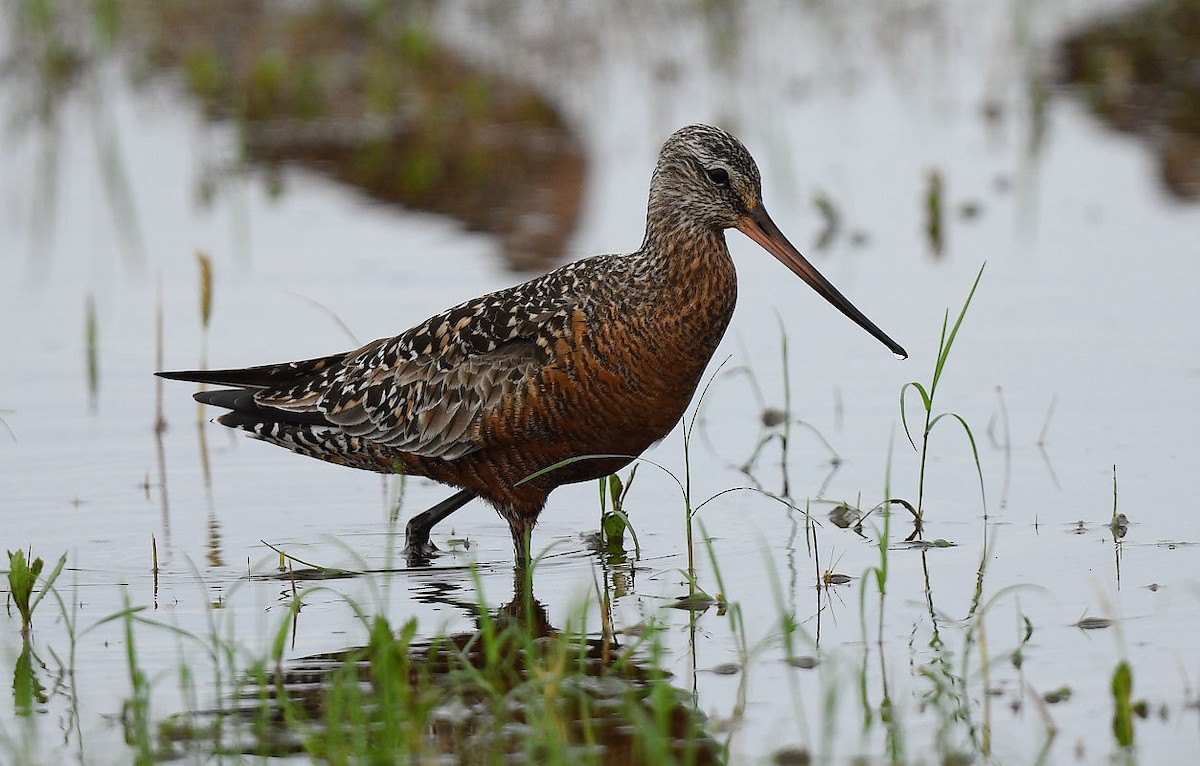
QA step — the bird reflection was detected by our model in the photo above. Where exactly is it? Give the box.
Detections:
[214,570,720,764]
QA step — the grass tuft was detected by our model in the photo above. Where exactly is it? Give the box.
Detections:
[598,467,641,558]
[899,263,987,524]
[6,549,67,635]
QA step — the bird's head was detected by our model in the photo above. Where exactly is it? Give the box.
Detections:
[650,124,907,359]
[650,124,764,231]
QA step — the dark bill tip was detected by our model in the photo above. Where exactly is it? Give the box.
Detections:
[736,205,907,359]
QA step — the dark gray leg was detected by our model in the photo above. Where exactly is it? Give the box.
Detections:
[510,519,534,569]
[403,489,476,562]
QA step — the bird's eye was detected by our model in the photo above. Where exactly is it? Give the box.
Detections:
[704,167,731,187]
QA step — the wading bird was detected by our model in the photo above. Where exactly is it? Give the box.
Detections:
[159,124,905,565]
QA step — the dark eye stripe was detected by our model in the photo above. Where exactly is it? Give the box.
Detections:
[704,166,731,186]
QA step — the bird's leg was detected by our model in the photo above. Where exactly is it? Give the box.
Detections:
[403,489,476,563]
[510,518,534,569]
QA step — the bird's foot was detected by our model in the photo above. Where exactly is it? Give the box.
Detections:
[402,530,441,567]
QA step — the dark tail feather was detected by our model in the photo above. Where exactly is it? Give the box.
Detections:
[198,392,393,473]
[157,353,347,389]
[194,387,333,427]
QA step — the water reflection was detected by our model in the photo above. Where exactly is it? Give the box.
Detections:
[11,637,47,717]
[1060,0,1200,200]
[3,1,584,271]
[198,572,721,764]
[138,0,584,271]
[4,2,1199,763]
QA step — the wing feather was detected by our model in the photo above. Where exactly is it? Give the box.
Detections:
[184,253,627,462]
[253,333,549,460]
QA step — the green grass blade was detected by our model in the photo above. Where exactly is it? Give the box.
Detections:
[259,540,358,575]
[928,411,986,510]
[1111,660,1135,748]
[931,263,985,395]
[607,508,641,556]
[899,381,931,450]
[27,552,68,616]
[514,453,636,485]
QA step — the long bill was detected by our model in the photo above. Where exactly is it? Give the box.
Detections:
[736,204,908,359]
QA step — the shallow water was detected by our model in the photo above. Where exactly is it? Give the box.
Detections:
[3,1,1200,764]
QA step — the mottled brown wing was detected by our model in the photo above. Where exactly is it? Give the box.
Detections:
[234,253,613,461]
[254,336,549,461]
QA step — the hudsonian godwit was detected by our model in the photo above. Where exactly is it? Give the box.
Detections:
[159,124,906,564]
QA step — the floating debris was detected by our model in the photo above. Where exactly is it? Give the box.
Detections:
[1044,686,1073,704]
[670,592,720,612]
[1110,512,1130,539]
[958,200,982,220]
[1076,616,1113,630]
[761,407,786,427]
[827,503,861,529]
[821,572,852,586]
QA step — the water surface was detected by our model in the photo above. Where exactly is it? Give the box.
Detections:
[2,1,1199,763]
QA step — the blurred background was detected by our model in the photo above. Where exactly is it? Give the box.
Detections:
[4,0,1197,553]
[2,1,1199,763]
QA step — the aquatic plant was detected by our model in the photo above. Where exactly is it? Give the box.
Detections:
[899,264,987,523]
[598,466,640,558]
[5,549,66,635]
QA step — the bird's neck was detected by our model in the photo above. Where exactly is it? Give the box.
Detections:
[597,217,737,416]
[638,215,735,295]
[633,217,738,352]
